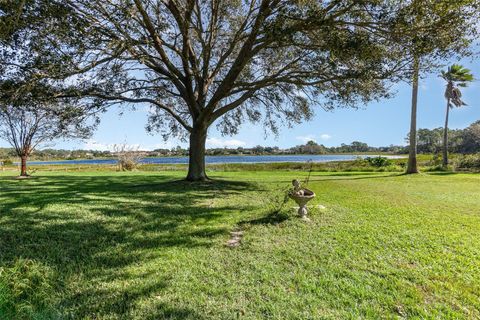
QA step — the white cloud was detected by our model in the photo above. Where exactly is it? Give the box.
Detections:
[206,137,246,148]
[82,139,115,151]
[320,134,332,140]
[296,134,316,143]
[81,139,154,151]
[83,137,244,151]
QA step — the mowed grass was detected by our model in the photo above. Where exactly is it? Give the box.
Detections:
[0,170,479,319]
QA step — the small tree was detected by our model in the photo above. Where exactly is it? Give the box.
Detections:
[0,92,93,176]
[0,1,97,176]
[440,64,474,167]
[0,105,92,176]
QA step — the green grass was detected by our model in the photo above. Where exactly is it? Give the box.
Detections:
[1,170,479,319]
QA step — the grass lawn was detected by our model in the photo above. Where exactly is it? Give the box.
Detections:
[0,170,479,319]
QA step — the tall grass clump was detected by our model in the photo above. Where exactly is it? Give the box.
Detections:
[0,259,58,320]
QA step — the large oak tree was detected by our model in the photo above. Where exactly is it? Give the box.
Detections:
[22,0,414,181]
[3,1,479,180]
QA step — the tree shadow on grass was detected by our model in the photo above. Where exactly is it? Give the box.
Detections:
[425,171,458,176]
[264,172,404,185]
[307,172,404,182]
[0,174,262,319]
[238,211,290,227]
[0,175,259,212]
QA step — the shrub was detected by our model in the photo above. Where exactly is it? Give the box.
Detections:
[424,165,449,172]
[118,158,140,171]
[1,159,13,166]
[397,161,406,168]
[428,154,443,166]
[453,154,480,171]
[365,156,392,167]
[114,144,143,171]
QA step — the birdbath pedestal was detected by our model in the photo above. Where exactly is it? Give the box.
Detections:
[289,180,316,221]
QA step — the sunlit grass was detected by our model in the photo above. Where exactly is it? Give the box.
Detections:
[1,170,479,319]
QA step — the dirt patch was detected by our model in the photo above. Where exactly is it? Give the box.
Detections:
[226,230,243,248]
[14,175,35,180]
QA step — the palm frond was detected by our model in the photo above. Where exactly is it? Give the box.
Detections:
[446,64,474,83]
[441,64,474,109]
[451,98,466,108]
[452,87,462,99]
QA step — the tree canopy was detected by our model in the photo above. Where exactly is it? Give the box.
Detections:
[1,0,479,180]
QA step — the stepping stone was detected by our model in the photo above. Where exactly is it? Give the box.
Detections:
[226,231,243,247]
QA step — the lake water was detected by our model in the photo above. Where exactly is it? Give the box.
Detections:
[26,154,403,166]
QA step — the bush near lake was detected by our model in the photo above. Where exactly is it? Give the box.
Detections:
[1,159,13,166]
[364,156,393,167]
[453,153,480,171]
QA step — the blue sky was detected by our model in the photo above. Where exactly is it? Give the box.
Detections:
[2,59,479,151]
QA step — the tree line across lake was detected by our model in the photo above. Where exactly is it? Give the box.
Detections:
[1,120,479,162]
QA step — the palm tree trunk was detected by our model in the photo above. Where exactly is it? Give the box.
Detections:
[442,98,450,167]
[406,56,420,174]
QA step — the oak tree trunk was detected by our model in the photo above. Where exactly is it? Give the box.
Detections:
[186,126,208,181]
[20,155,28,176]
[442,99,450,167]
[406,57,420,174]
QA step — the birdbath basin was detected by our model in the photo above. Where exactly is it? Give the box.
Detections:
[289,179,316,221]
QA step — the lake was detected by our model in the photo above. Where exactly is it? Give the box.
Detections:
[25,154,403,165]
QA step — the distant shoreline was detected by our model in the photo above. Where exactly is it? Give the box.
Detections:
[15,152,403,162]
[17,154,406,166]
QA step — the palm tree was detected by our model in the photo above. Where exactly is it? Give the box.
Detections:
[440,64,474,167]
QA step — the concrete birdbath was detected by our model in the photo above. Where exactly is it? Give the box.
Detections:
[289,179,316,221]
